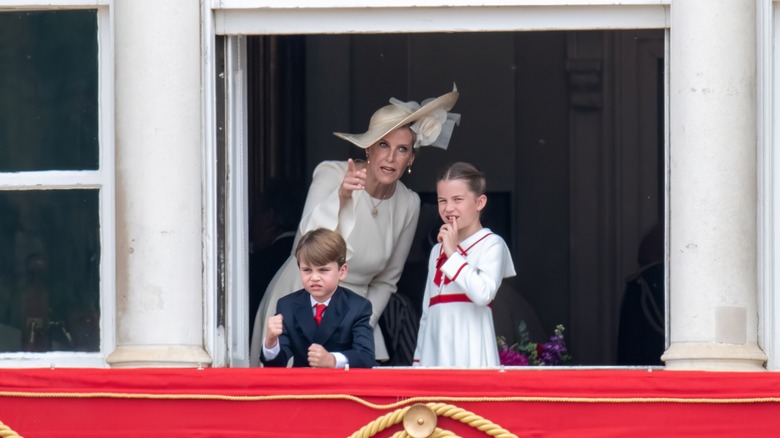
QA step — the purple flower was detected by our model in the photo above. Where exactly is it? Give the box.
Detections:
[499,346,529,366]
[538,344,560,365]
[496,323,571,366]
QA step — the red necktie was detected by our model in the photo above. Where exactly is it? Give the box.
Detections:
[314,303,327,326]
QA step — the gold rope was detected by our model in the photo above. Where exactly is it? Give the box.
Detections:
[391,428,458,438]
[349,402,518,438]
[349,404,410,437]
[429,402,518,437]
[2,391,780,410]
[0,420,23,438]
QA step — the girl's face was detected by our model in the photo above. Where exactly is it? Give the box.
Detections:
[437,178,486,239]
[366,127,415,187]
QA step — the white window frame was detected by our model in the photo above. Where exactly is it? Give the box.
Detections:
[761,0,778,370]
[204,0,676,367]
[0,1,115,367]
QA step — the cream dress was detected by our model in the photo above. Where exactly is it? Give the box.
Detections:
[413,228,516,368]
[250,161,420,366]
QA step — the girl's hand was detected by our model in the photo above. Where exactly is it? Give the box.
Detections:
[338,158,367,203]
[437,216,459,257]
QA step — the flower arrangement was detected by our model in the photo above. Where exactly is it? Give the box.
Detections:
[497,321,571,366]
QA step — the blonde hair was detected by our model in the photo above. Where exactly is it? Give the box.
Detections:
[437,161,486,196]
[295,228,347,267]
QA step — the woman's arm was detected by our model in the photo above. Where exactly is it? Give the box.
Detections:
[296,161,356,235]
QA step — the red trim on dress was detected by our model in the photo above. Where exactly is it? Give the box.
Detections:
[432,232,494,287]
[429,293,492,307]
[450,262,467,281]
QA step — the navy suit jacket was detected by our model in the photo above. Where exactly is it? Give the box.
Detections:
[260,286,376,368]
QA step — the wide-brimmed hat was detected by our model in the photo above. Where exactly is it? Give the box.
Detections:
[333,85,461,150]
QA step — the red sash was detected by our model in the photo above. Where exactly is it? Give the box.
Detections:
[429,293,492,308]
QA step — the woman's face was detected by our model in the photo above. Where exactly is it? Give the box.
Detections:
[437,178,486,238]
[366,127,415,186]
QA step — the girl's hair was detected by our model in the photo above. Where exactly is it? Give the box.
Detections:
[437,162,486,196]
[295,228,347,267]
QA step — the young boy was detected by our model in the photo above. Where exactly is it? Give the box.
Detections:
[260,228,376,368]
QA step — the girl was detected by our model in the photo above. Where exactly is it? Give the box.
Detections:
[413,162,516,367]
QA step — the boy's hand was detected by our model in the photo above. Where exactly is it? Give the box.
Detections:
[307,343,336,368]
[265,314,283,349]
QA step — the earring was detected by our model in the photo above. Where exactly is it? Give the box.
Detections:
[407,165,412,174]
[366,154,370,165]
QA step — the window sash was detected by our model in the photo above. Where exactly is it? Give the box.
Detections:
[0,5,115,367]
[207,1,673,367]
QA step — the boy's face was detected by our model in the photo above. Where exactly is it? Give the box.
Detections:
[299,260,348,302]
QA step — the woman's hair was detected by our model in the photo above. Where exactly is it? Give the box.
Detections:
[295,228,347,267]
[437,162,487,196]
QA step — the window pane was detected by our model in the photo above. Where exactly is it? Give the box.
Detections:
[0,190,100,352]
[0,10,99,171]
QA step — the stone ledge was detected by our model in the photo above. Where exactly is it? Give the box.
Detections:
[662,342,767,371]
[107,345,213,368]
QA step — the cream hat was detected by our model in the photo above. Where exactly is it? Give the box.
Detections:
[333,85,461,150]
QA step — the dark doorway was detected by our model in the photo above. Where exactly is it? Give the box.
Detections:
[245,30,666,366]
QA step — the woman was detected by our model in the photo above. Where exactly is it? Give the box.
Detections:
[250,87,461,366]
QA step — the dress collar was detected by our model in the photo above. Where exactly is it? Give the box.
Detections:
[456,228,492,255]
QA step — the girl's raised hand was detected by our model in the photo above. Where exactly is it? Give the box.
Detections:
[437,216,459,257]
[339,158,367,203]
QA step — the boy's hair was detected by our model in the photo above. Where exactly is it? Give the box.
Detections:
[295,228,347,267]
[438,161,487,196]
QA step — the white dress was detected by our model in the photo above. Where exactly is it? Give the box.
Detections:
[413,228,516,368]
[250,161,420,366]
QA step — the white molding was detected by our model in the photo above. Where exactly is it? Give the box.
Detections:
[97,3,116,367]
[202,1,220,367]
[216,0,669,8]
[0,0,107,7]
[0,171,104,189]
[225,35,250,368]
[761,0,777,370]
[215,5,668,35]
[0,353,109,368]
[663,28,671,353]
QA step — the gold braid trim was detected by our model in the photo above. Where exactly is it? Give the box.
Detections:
[2,391,780,409]
[391,429,458,438]
[349,402,518,438]
[0,420,23,438]
[391,428,459,438]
